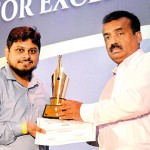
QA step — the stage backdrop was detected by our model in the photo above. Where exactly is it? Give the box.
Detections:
[0,0,150,150]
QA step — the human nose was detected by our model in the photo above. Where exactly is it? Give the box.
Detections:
[110,34,119,44]
[23,51,30,59]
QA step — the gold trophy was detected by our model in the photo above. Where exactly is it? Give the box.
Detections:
[43,55,69,118]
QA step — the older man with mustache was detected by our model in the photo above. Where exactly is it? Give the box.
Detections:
[55,10,150,150]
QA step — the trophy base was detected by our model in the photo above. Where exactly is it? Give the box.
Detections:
[42,97,66,119]
[42,105,61,119]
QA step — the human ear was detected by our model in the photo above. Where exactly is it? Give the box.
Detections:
[5,46,9,60]
[135,31,142,44]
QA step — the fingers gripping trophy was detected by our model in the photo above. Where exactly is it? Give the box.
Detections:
[43,55,69,119]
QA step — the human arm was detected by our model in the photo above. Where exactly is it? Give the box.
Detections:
[0,121,45,145]
[56,76,150,125]
[56,53,150,125]
[0,72,49,145]
[0,91,45,144]
[80,54,150,125]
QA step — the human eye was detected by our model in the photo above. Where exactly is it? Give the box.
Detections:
[104,34,110,41]
[118,31,124,36]
[15,48,24,53]
[29,49,38,54]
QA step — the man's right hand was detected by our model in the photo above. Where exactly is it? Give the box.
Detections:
[55,100,83,121]
[27,122,46,137]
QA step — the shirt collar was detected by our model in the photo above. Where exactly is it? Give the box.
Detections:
[4,63,40,87]
[5,63,16,80]
[122,49,144,66]
[112,49,144,75]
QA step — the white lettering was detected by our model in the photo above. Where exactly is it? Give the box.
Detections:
[19,0,34,18]
[52,0,69,12]
[0,0,102,21]
[70,0,86,7]
[40,0,52,14]
[88,0,102,3]
[1,0,18,21]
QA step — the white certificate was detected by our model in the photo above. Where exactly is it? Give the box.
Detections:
[35,117,96,146]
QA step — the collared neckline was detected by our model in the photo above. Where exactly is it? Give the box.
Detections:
[122,49,144,66]
[112,49,144,75]
[5,63,16,80]
[4,63,40,88]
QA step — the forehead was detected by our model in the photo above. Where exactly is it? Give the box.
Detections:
[102,17,131,33]
[11,39,38,49]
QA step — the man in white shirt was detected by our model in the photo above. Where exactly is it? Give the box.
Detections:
[55,10,150,150]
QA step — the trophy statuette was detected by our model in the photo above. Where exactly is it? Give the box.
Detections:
[43,55,69,119]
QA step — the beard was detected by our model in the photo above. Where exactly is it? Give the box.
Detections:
[9,64,37,77]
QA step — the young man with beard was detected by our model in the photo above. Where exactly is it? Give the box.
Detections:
[0,26,50,150]
[55,10,150,149]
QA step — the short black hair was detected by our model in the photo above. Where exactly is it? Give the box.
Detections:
[103,10,140,34]
[7,26,41,50]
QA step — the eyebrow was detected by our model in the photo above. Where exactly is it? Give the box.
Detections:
[16,46,24,48]
[103,27,124,36]
[115,27,123,31]
[15,46,38,49]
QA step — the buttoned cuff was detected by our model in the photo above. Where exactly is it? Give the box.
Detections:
[12,122,23,136]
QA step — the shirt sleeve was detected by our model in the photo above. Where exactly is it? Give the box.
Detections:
[80,103,97,123]
[0,121,23,145]
[80,54,150,126]
[0,78,23,145]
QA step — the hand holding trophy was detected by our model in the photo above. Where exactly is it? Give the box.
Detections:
[43,55,69,119]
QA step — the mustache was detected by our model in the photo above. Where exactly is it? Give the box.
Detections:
[109,43,123,52]
[19,58,33,63]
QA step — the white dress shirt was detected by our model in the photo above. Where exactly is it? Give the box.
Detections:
[81,49,150,150]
